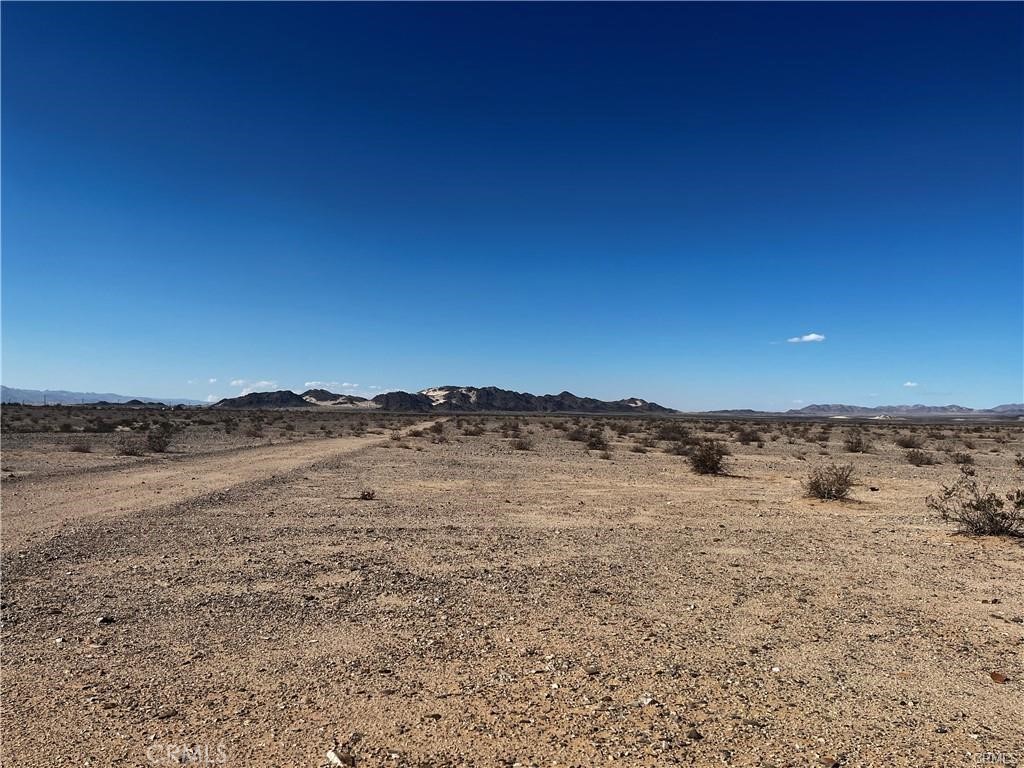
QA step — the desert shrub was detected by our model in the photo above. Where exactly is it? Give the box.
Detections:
[895,434,924,449]
[631,444,647,453]
[665,439,691,456]
[950,451,974,466]
[511,437,534,451]
[655,422,691,442]
[689,440,728,475]
[586,429,609,451]
[565,426,588,442]
[926,466,1023,537]
[359,489,377,501]
[461,424,485,436]
[736,428,762,445]
[429,420,445,434]
[146,427,174,453]
[843,431,872,453]
[58,422,74,433]
[905,449,938,467]
[599,450,612,460]
[805,462,855,500]
[115,434,145,456]
[1015,453,1024,471]
[67,437,92,453]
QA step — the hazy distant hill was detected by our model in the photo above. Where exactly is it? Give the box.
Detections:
[0,385,201,406]
[701,402,1024,417]
[787,403,1022,416]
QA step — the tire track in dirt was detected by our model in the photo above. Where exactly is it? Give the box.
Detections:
[1,420,437,552]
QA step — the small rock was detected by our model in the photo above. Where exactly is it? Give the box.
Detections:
[686,727,703,741]
[95,615,115,626]
[155,705,177,719]
[326,747,355,767]
[990,671,1009,684]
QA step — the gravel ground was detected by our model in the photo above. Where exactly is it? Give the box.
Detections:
[2,417,1022,767]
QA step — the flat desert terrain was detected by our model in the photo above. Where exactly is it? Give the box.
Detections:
[2,407,1022,767]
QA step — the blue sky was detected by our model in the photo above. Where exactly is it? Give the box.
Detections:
[2,3,1021,410]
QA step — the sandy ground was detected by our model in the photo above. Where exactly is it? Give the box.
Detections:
[1,417,1022,767]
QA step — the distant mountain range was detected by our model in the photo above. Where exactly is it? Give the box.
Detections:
[708,403,1024,417]
[5,384,1020,417]
[212,385,673,413]
[0,385,203,406]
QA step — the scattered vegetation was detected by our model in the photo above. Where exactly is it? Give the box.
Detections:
[359,489,377,501]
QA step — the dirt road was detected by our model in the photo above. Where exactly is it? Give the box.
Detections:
[1,423,433,553]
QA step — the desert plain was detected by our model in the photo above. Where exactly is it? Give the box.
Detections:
[1,405,1022,767]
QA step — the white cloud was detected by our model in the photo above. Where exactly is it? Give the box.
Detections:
[342,382,358,388]
[208,378,217,384]
[792,399,804,404]
[903,381,919,388]
[787,332,826,343]
[240,380,277,395]
[187,379,196,385]
[205,394,218,403]
[230,378,277,394]
[304,380,340,389]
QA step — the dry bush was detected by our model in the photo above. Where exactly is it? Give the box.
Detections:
[895,434,924,449]
[736,427,762,445]
[927,466,1023,537]
[905,449,938,466]
[655,422,691,443]
[950,451,974,466]
[67,437,92,453]
[146,427,173,453]
[805,462,855,500]
[689,440,728,475]
[842,431,872,453]
[511,437,534,451]
[585,429,609,451]
[359,489,377,501]
[115,433,145,456]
